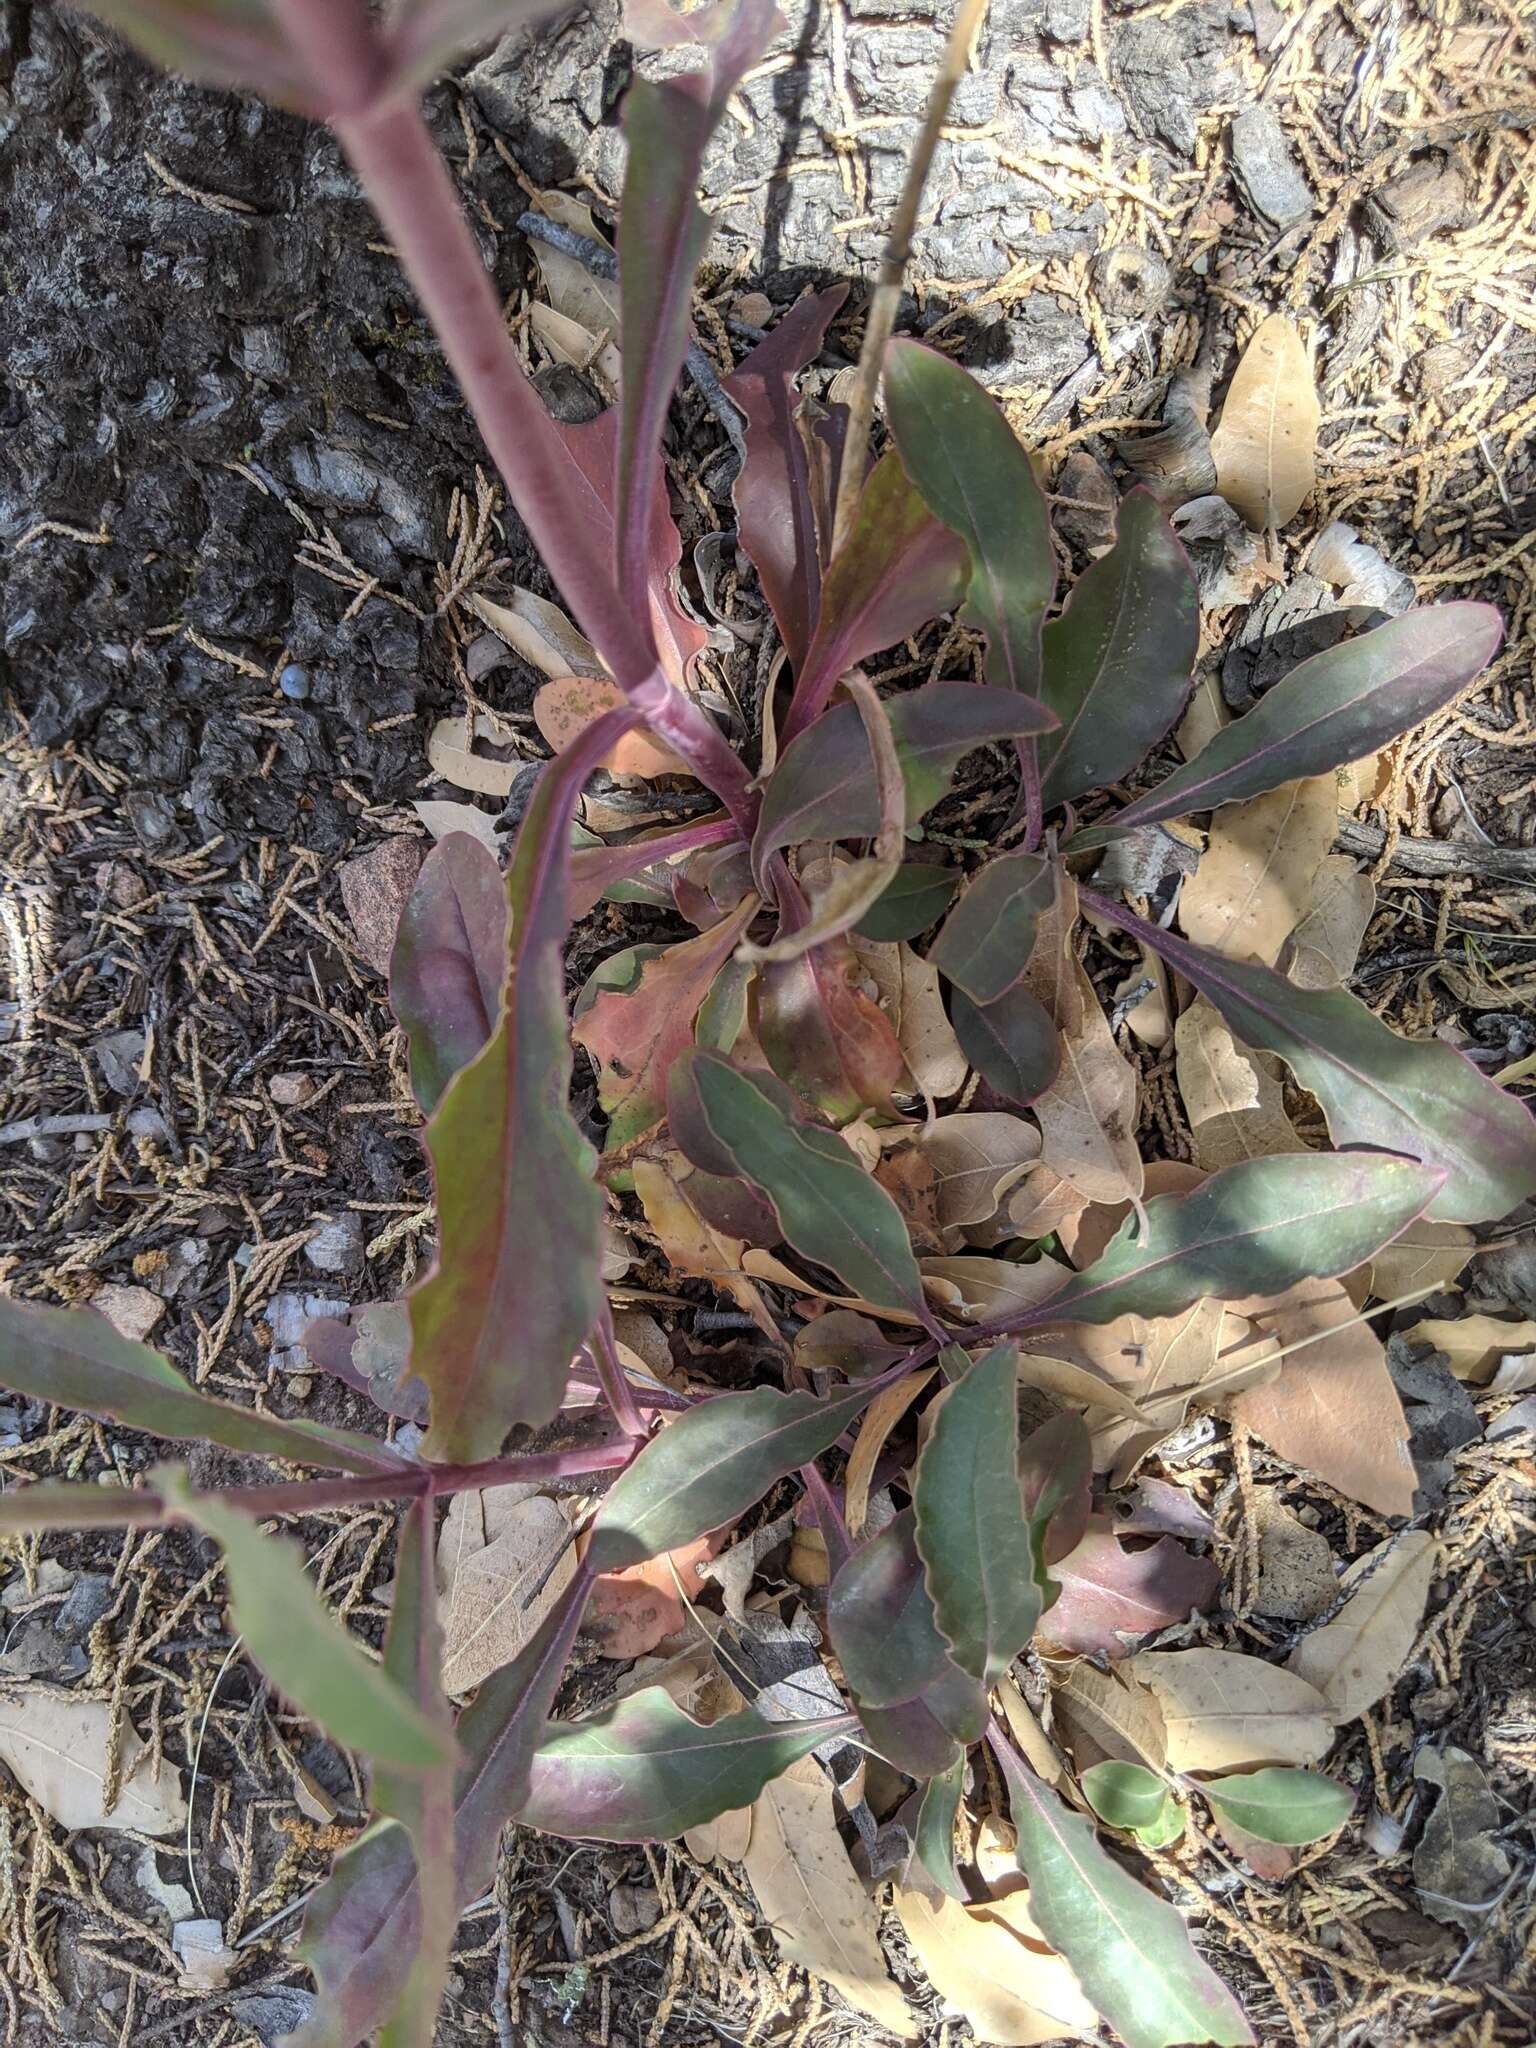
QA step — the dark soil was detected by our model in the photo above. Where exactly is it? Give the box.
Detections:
[2,0,1535,2043]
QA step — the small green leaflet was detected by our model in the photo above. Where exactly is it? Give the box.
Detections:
[588,1378,888,1573]
[994,1740,1253,2048]
[854,861,959,942]
[912,1345,1052,1686]
[1081,1760,1181,1845]
[912,1757,968,1900]
[0,1298,405,1478]
[949,983,1060,1104]
[884,336,1056,697]
[517,1691,853,1842]
[929,851,1055,1005]
[1019,1152,1445,1329]
[159,1475,454,1775]
[670,1050,928,1317]
[1203,1768,1353,1846]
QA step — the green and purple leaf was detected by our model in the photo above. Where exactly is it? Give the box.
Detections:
[1020,1410,1093,1569]
[667,1049,928,1316]
[929,851,1055,1005]
[573,896,758,1153]
[587,1377,892,1574]
[517,1691,851,1841]
[408,708,638,1462]
[755,681,1057,871]
[1044,1520,1220,1660]
[854,861,958,943]
[390,832,507,1116]
[0,1481,167,1533]
[883,337,1056,698]
[912,1344,1052,1685]
[722,286,849,666]
[385,0,575,90]
[1091,895,1536,1225]
[67,0,321,108]
[615,0,783,618]
[159,1473,454,1774]
[1081,1760,1183,1848]
[294,1571,595,2048]
[827,1508,959,1709]
[994,1740,1254,2048]
[912,1757,968,1899]
[949,982,1060,1105]
[0,1298,405,1478]
[1037,488,1199,808]
[1015,1151,1444,1328]
[1072,602,1504,849]
[785,449,970,734]
[568,816,740,922]
[1203,1767,1353,1846]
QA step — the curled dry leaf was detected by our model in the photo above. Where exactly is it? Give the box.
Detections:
[1413,1746,1512,1930]
[1043,1518,1221,1661]
[1130,1646,1335,1770]
[1020,873,1143,1210]
[1210,313,1320,531]
[920,1253,1073,1325]
[534,676,690,780]
[1411,1314,1536,1387]
[633,1153,780,1339]
[894,1887,1099,2046]
[1049,1657,1169,1772]
[584,1529,725,1660]
[0,1694,186,1836]
[851,938,969,1100]
[426,711,525,798]
[845,1368,934,1539]
[882,1113,1042,1241]
[465,585,604,681]
[1179,778,1338,967]
[742,1759,919,2039]
[1175,998,1305,1172]
[1286,1529,1437,1722]
[1230,1283,1416,1519]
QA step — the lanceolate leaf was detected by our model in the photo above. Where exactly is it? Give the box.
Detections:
[828,1509,957,1709]
[854,861,958,943]
[1091,895,1536,1225]
[723,286,849,666]
[587,1378,888,1573]
[913,1758,968,1900]
[574,897,758,1152]
[993,1740,1253,2048]
[409,707,638,1463]
[1038,489,1198,808]
[950,983,1060,1105]
[929,852,1055,1004]
[614,0,782,618]
[756,682,1056,870]
[1016,1153,1444,1330]
[0,1482,166,1532]
[69,0,321,108]
[159,1475,454,1775]
[884,337,1056,697]
[787,449,971,734]
[386,0,575,91]
[1072,604,1503,849]
[669,1050,928,1316]
[0,1298,404,1478]
[391,832,507,1115]
[913,1345,1051,1685]
[517,1691,851,1841]
[294,1572,595,2048]
[1203,1767,1353,1846]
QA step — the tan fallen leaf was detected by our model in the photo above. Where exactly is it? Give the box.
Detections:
[1049,1657,1169,1771]
[1179,778,1337,966]
[1175,999,1305,1171]
[1252,1492,1338,1623]
[1413,1746,1512,1931]
[1367,1222,1475,1303]
[1021,874,1143,1210]
[1058,1161,1204,1270]
[633,1153,779,1339]
[534,676,690,780]
[995,1673,1071,1788]
[884,1113,1041,1239]
[1210,313,1320,530]
[1004,1166,1092,1244]
[1287,1530,1437,1722]
[1285,853,1375,989]
[1129,1646,1335,1770]
[1229,1283,1417,1518]
[920,1253,1073,1324]
[1176,668,1228,761]
[466,584,603,680]
[437,1485,578,1694]
[851,939,969,1099]
[1114,943,1171,1049]
[743,1761,918,2038]
[664,1666,753,1866]
[743,1248,925,1326]
[845,1369,933,1538]
[530,190,622,383]
[585,1530,722,1660]
[1411,1314,1536,1386]
[0,1694,186,1835]
[1090,1300,1281,1481]
[1015,1352,1154,1423]
[895,1888,1097,2046]
[427,711,523,798]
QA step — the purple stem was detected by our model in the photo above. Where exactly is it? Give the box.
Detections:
[590,1302,650,1442]
[797,1459,853,1578]
[1017,738,1043,852]
[270,0,756,834]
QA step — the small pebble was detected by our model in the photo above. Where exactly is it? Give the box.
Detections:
[278,662,311,701]
[270,1073,315,1108]
[304,1213,363,1276]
